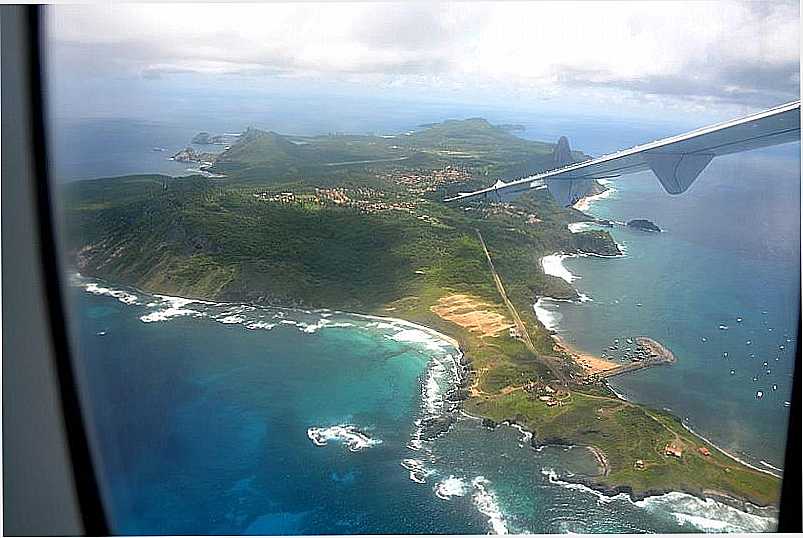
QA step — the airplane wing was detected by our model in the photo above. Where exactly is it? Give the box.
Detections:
[445,100,801,206]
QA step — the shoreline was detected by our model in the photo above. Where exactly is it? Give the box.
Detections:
[531,185,784,505]
[533,260,782,498]
[75,272,464,352]
[75,271,781,512]
[483,417,778,513]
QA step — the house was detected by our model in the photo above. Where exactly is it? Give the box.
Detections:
[664,442,684,458]
[634,459,645,470]
[697,446,711,457]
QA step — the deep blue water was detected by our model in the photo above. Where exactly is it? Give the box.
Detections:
[68,281,779,535]
[55,110,795,534]
[537,147,800,471]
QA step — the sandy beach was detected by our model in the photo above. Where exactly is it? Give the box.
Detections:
[553,334,620,375]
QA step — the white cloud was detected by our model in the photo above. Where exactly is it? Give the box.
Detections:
[47,1,799,109]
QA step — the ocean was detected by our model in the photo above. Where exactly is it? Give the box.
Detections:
[535,147,800,472]
[55,110,795,534]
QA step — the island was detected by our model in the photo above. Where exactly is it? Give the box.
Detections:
[627,218,662,232]
[62,118,780,509]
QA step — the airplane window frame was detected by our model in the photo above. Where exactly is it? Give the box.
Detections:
[4,3,800,535]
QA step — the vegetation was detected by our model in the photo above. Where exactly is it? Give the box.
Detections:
[62,118,780,508]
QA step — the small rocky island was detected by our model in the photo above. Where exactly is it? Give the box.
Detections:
[171,147,218,164]
[626,219,661,232]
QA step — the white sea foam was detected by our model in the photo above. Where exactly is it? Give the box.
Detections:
[541,469,630,505]
[297,319,354,334]
[435,476,469,500]
[503,422,533,446]
[401,459,432,484]
[140,296,202,323]
[422,358,446,415]
[245,321,277,330]
[541,469,777,532]
[759,460,783,473]
[533,298,562,332]
[84,282,140,305]
[573,186,614,211]
[541,254,578,283]
[389,328,448,352]
[637,492,777,533]
[306,425,381,452]
[567,222,595,233]
[218,315,246,324]
[471,476,509,534]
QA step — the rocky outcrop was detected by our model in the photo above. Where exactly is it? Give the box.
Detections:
[573,230,622,256]
[171,147,217,164]
[481,418,498,430]
[419,415,456,440]
[552,136,574,167]
[627,219,661,232]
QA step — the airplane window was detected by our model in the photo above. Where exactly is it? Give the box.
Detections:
[43,3,799,535]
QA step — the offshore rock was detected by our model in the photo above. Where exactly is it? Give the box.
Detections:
[419,415,456,440]
[627,219,661,232]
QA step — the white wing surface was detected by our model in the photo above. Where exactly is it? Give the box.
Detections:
[445,101,800,206]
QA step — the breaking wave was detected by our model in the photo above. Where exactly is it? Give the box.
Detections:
[541,469,777,532]
[401,459,432,484]
[84,282,139,305]
[434,476,469,500]
[140,296,205,323]
[541,254,578,283]
[573,184,615,212]
[533,298,563,332]
[472,476,509,534]
[307,425,381,452]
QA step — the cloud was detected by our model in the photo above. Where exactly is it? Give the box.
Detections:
[46,1,799,110]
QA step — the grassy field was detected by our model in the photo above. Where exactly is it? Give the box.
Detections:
[62,118,780,508]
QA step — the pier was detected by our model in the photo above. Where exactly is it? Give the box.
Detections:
[597,336,676,379]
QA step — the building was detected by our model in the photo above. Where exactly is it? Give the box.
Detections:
[664,442,684,458]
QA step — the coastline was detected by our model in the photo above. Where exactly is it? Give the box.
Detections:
[75,268,780,525]
[552,334,621,376]
[525,186,783,510]
[480,417,779,514]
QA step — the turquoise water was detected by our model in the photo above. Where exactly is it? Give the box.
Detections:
[55,115,795,534]
[68,278,780,534]
[537,147,800,472]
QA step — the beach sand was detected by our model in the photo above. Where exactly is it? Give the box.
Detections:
[553,334,620,376]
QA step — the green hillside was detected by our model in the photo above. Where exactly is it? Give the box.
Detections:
[61,117,781,509]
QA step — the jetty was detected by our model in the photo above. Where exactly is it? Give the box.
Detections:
[596,336,676,379]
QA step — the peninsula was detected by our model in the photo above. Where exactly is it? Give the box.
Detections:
[62,118,781,508]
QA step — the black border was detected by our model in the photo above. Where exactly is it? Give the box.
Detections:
[25,6,110,535]
[777,308,802,531]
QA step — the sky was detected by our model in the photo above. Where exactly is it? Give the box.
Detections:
[46,1,800,125]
